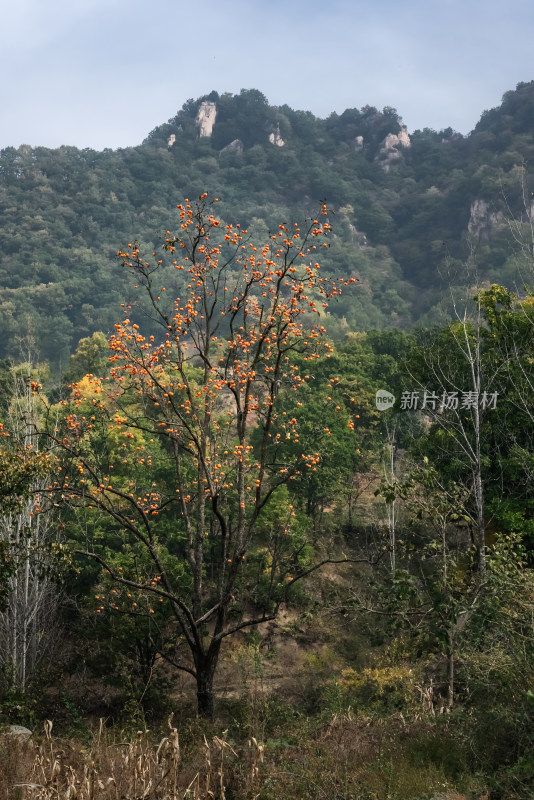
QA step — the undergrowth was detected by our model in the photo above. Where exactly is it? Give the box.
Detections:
[0,711,487,800]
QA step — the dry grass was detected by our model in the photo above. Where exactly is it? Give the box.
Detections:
[0,716,251,800]
[0,712,483,800]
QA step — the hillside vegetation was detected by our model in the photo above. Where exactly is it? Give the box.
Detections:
[1,85,534,800]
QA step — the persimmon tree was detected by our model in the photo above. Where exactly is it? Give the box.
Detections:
[47,194,360,718]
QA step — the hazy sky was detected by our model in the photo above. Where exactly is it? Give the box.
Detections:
[1,0,532,151]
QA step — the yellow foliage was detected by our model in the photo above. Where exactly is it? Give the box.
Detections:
[338,663,420,711]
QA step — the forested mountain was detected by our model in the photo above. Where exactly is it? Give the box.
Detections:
[2,82,534,363]
[2,84,534,800]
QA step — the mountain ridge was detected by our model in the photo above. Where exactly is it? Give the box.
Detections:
[2,81,534,363]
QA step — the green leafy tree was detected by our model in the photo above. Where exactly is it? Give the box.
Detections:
[405,298,500,579]
[375,459,474,709]
[461,533,534,791]
[475,285,534,550]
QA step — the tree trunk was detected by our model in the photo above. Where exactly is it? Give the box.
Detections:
[446,631,454,711]
[197,683,215,720]
[474,467,486,580]
[195,647,220,720]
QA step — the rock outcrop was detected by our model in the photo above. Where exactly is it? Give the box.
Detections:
[221,139,244,155]
[2,725,32,739]
[268,124,285,147]
[0,725,34,790]
[376,125,411,171]
[468,199,504,238]
[196,101,217,137]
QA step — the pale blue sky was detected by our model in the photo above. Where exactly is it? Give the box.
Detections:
[1,0,532,150]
